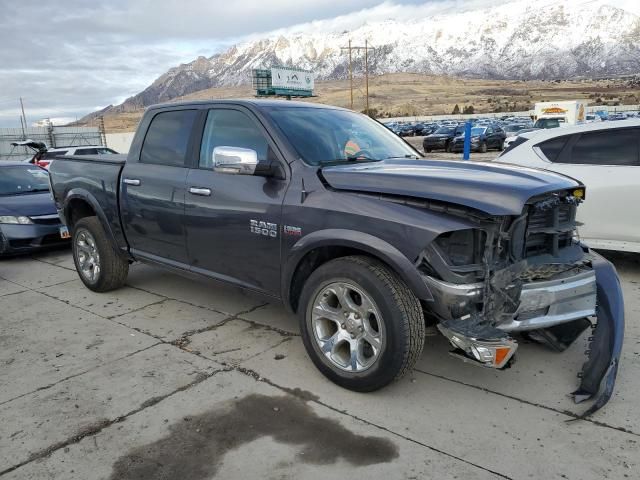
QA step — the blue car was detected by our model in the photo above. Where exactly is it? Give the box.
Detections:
[0,162,70,255]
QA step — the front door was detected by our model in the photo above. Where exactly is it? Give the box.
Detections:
[120,108,198,265]
[184,107,288,295]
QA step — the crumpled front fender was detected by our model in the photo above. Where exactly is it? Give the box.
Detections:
[572,251,625,418]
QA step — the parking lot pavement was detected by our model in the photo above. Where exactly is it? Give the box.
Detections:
[1,250,639,479]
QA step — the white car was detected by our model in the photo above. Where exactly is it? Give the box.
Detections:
[25,145,118,169]
[503,127,539,149]
[495,120,640,253]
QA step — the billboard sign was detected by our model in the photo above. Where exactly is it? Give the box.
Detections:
[270,67,314,92]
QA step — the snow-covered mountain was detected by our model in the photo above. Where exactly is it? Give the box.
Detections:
[118,0,640,110]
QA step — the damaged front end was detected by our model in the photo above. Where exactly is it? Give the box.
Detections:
[417,188,624,417]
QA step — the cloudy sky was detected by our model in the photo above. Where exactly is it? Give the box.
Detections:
[0,0,440,127]
[1,0,638,127]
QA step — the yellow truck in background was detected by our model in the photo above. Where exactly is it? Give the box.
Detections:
[533,100,587,128]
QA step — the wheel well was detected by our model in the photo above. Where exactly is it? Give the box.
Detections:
[66,199,96,230]
[288,246,396,313]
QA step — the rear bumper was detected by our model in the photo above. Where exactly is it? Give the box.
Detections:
[0,223,70,255]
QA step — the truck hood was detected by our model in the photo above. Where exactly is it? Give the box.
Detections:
[321,159,581,216]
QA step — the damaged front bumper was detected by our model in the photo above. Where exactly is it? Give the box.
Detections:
[425,251,624,417]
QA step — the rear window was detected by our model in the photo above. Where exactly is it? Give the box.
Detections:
[42,150,68,159]
[0,166,49,196]
[74,148,98,155]
[537,135,570,162]
[141,110,197,166]
[563,128,640,166]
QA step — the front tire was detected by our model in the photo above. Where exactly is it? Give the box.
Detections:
[298,256,425,392]
[479,141,488,153]
[72,216,129,292]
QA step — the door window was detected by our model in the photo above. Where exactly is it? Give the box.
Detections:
[562,128,640,166]
[199,109,269,169]
[140,109,197,166]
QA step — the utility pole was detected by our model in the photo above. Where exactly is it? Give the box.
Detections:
[340,40,375,114]
[19,97,28,133]
[365,39,369,115]
[19,116,25,139]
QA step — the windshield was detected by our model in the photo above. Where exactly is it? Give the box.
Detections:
[266,107,420,165]
[0,166,50,195]
[470,127,486,135]
[504,125,524,132]
[434,127,454,134]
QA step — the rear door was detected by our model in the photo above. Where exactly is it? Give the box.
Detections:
[120,108,198,264]
[183,106,288,295]
[540,127,640,250]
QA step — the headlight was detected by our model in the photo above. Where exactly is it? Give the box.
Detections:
[434,229,486,266]
[0,216,33,224]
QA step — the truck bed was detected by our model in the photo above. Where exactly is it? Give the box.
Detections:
[49,154,128,250]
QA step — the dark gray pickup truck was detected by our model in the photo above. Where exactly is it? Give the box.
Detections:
[49,100,624,416]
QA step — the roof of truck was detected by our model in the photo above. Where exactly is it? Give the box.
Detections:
[147,98,348,112]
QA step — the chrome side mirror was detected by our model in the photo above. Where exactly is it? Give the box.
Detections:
[213,146,258,175]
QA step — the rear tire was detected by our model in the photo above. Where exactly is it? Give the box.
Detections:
[298,255,425,392]
[424,147,432,153]
[72,216,129,292]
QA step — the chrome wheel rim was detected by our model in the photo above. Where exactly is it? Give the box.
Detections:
[310,281,384,372]
[75,229,101,283]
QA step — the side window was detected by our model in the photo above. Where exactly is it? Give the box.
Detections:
[43,150,68,159]
[74,148,98,155]
[140,110,197,166]
[563,128,640,166]
[199,109,269,169]
[538,135,570,162]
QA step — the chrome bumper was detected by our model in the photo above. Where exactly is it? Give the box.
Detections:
[498,269,596,331]
[423,268,597,332]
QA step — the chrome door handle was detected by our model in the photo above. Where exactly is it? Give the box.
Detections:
[123,178,141,186]
[189,187,212,196]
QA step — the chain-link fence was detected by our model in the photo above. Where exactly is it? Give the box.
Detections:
[0,125,105,161]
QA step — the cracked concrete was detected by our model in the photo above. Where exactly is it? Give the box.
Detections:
[1,250,639,479]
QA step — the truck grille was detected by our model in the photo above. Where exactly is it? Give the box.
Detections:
[525,202,575,257]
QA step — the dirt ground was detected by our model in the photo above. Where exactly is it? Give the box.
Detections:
[1,247,639,479]
[88,73,640,133]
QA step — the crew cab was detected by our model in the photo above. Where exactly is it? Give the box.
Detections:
[49,100,624,416]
